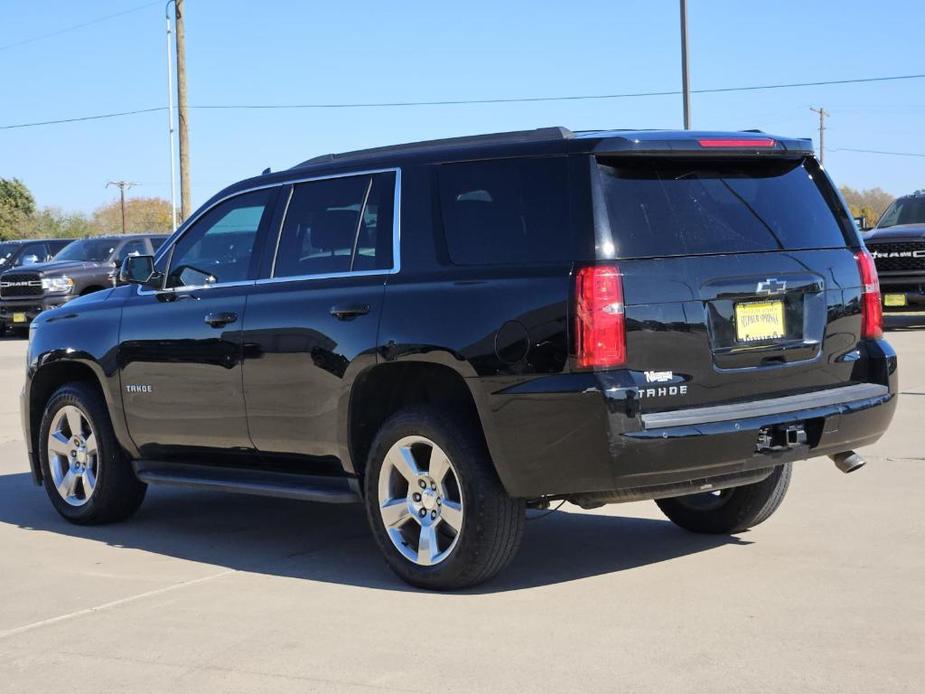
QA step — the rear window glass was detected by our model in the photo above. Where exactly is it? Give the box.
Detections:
[597,158,848,258]
[439,157,570,265]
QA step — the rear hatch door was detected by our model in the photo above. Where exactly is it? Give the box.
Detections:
[594,155,865,410]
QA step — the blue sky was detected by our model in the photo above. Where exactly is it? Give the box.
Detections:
[2,0,923,215]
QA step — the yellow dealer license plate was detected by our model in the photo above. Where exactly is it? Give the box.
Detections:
[735,300,785,342]
[12,313,26,324]
[884,293,907,307]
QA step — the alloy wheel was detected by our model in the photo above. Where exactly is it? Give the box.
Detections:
[377,435,464,566]
[47,405,99,507]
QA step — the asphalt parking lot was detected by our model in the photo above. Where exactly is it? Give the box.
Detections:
[0,318,922,693]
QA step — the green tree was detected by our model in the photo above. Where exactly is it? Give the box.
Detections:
[19,207,96,239]
[839,186,895,228]
[0,177,37,239]
[91,196,174,233]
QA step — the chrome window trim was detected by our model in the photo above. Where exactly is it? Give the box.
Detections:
[141,166,401,296]
[268,186,295,279]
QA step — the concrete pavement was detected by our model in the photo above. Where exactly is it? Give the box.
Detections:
[0,317,923,692]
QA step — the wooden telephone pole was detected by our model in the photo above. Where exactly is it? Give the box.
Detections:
[175,0,191,221]
[106,181,137,234]
[810,106,828,164]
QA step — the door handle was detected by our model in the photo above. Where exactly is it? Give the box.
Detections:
[204,311,238,328]
[330,304,370,320]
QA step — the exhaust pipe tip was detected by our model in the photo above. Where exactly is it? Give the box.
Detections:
[831,451,866,474]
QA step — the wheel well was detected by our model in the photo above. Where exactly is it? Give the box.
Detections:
[80,286,106,296]
[349,362,483,480]
[29,361,104,479]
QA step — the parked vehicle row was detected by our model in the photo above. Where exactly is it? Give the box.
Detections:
[861,190,925,312]
[21,127,897,590]
[0,234,167,334]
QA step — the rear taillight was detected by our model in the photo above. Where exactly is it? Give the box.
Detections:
[855,249,883,340]
[575,264,626,369]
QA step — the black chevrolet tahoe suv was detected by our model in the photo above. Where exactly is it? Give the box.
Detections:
[862,190,925,311]
[0,233,167,333]
[22,128,897,590]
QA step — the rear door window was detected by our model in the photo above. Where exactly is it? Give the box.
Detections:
[273,172,396,278]
[438,157,570,265]
[597,158,849,258]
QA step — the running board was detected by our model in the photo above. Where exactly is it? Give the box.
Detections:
[132,461,361,503]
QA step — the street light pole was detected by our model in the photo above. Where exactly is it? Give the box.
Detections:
[680,0,691,129]
[165,0,178,231]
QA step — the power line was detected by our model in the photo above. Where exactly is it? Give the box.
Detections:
[194,73,925,110]
[0,107,166,130]
[0,1,159,52]
[2,72,925,130]
[830,147,925,159]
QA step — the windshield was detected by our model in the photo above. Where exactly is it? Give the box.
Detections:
[876,196,925,228]
[53,238,118,262]
[597,158,850,258]
[0,242,18,265]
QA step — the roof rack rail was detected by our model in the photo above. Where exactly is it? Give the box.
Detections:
[294,127,573,168]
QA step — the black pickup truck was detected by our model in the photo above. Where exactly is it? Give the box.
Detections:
[0,233,166,333]
[22,128,897,589]
[0,238,72,272]
[862,190,925,311]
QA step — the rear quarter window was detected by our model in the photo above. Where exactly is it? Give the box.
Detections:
[598,158,850,258]
[438,157,570,265]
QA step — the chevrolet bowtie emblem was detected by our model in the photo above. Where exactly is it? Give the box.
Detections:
[756,278,787,295]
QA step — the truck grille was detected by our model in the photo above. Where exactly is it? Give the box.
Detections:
[866,240,925,272]
[0,273,43,298]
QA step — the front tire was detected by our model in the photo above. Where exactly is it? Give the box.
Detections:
[655,463,792,534]
[39,382,146,524]
[364,407,525,590]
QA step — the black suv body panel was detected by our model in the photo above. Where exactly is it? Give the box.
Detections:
[21,128,898,501]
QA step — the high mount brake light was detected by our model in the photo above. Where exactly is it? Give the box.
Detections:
[855,249,883,340]
[697,138,777,148]
[575,265,626,369]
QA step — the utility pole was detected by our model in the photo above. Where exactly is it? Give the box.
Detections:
[106,181,137,234]
[175,0,191,221]
[165,0,178,231]
[679,0,691,129]
[810,106,828,165]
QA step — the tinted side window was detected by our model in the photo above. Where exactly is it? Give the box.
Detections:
[49,240,71,256]
[166,189,273,288]
[353,172,395,272]
[18,242,48,264]
[438,157,570,265]
[118,238,148,262]
[274,172,395,278]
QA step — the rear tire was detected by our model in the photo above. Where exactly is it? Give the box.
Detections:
[655,463,792,534]
[364,407,525,590]
[38,382,146,525]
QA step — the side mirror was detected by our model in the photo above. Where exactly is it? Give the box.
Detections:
[119,255,157,285]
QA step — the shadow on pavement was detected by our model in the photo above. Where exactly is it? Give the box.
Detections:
[0,470,748,594]
[884,313,925,332]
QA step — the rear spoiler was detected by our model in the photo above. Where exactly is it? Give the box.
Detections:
[580,132,814,158]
